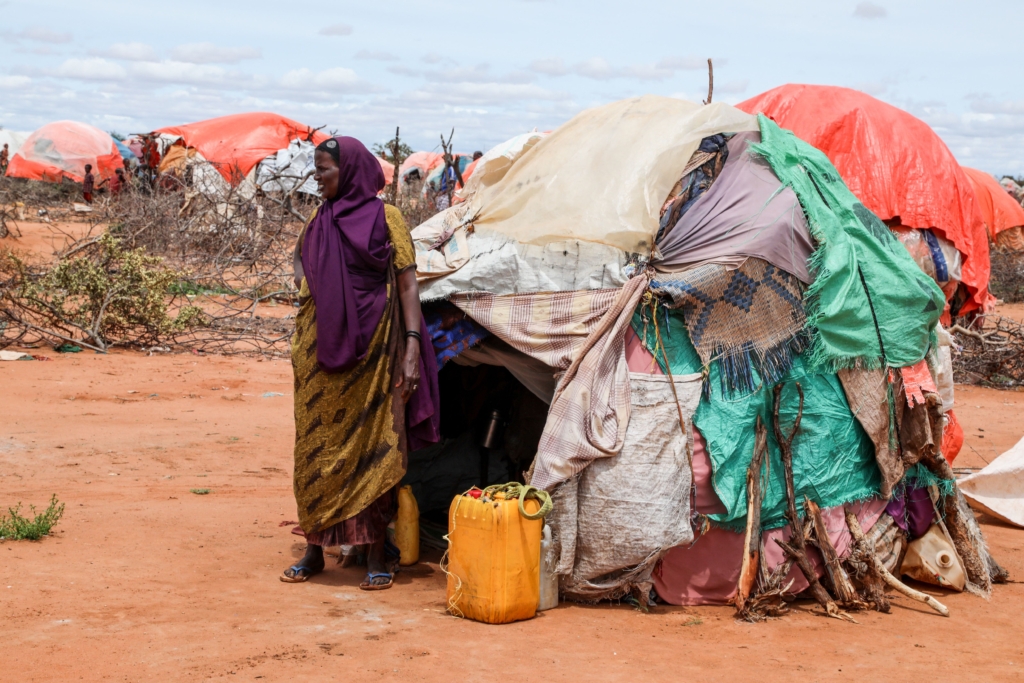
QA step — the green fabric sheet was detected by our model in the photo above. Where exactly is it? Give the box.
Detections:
[751,115,945,371]
[632,306,880,531]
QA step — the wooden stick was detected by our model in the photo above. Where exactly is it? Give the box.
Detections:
[735,417,768,613]
[806,498,864,609]
[772,382,855,622]
[703,58,714,105]
[844,507,949,617]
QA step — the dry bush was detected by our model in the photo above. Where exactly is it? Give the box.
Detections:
[951,315,1024,387]
[1,232,204,351]
[1,160,442,355]
[988,248,1024,304]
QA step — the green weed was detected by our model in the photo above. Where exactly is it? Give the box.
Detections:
[190,488,211,495]
[0,495,65,540]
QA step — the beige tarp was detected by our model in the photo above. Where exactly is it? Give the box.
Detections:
[466,96,759,254]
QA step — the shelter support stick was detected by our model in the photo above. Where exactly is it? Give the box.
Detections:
[844,507,949,617]
[772,382,855,622]
[735,417,768,614]
[806,498,865,609]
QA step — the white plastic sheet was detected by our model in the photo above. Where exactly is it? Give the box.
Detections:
[255,139,318,195]
[959,435,1024,528]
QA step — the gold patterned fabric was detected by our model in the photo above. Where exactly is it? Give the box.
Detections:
[292,204,417,535]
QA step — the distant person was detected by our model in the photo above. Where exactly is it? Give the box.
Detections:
[0,143,9,175]
[108,167,126,196]
[82,164,95,204]
[281,136,439,589]
[472,150,483,161]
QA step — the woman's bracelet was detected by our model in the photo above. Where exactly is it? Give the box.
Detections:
[405,330,421,341]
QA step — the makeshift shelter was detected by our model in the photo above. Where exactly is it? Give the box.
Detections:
[738,85,992,317]
[154,112,329,183]
[0,129,29,157]
[963,167,1024,251]
[6,121,123,182]
[405,95,1004,611]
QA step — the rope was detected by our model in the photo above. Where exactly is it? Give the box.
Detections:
[481,482,553,520]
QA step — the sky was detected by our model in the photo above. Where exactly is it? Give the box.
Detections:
[1,0,1022,175]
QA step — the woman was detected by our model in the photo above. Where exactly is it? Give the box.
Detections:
[282,136,440,589]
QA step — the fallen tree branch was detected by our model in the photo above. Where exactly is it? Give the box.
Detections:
[806,498,865,610]
[845,507,949,617]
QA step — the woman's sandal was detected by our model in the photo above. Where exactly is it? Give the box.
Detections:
[280,557,325,583]
[359,571,394,591]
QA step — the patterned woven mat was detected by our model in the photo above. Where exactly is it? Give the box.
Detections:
[652,258,808,393]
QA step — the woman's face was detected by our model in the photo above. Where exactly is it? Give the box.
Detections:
[314,150,340,200]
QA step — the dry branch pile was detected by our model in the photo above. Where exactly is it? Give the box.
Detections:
[951,315,1024,387]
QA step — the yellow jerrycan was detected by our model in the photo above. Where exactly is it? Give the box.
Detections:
[394,485,420,566]
[445,484,552,624]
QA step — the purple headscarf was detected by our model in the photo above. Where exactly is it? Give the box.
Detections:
[302,136,389,372]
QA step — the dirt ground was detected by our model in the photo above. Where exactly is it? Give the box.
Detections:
[2,222,1023,680]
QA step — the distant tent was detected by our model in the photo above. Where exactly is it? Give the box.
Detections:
[154,112,329,183]
[739,84,992,315]
[112,138,136,165]
[0,129,30,157]
[6,121,122,182]
[962,167,1024,250]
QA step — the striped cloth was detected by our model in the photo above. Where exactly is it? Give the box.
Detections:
[530,275,651,490]
[450,288,619,370]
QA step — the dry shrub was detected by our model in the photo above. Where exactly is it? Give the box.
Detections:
[1,232,204,351]
[951,315,1024,387]
[1,164,443,355]
[988,248,1024,304]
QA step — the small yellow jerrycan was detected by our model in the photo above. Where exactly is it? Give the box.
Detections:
[394,485,420,566]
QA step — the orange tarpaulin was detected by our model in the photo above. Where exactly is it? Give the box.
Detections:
[738,84,992,314]
[154,112,329,183]
[962,167,1024,241]
[6,121,122,183]
[377,156,395,185]
[400,151,444,177]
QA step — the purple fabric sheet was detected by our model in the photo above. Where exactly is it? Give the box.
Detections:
[654,132,815,284]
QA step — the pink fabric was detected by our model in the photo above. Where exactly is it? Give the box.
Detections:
[655,427,887,605]
[624,327,662,374]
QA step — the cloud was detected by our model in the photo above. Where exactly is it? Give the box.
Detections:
[130,61,235,86]
[716,79,750,94]
[853,2,887,19]
[529,58,568,76]
[655,56,710,71]
[319,23,353,37]
[92,42,159,62]
[6,27,73,44]
[0,75,31,89]
[408,82,570,106]
[54,57,127,81]
[355,50,399,62]
[276,67,377,95]
[387,66,423,77]
[422,64,534,85]
[170,43,261,64]
[529,55,714,82]
[422,53,443,64]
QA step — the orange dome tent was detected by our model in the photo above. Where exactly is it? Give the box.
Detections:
[6,121,123,183]
[154,112,329,183]
[738,84,992,315]
[962,167,1024,250]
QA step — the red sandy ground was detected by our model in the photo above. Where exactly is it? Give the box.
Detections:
[2,225,1024,681]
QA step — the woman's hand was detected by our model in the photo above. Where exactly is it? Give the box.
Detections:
[396,337,421,403]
